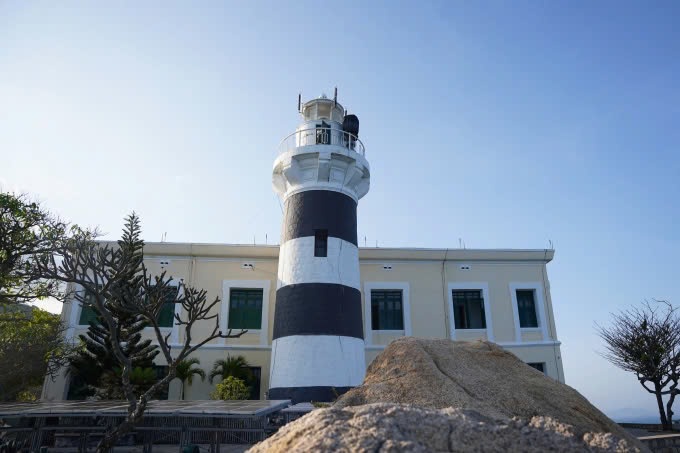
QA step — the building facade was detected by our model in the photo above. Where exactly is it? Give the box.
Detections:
[44,243,564,401]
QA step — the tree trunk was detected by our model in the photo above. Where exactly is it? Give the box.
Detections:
[96,418,136,453]
[655,382,671,430]
[181,381,185,400]
[666,390,678,431]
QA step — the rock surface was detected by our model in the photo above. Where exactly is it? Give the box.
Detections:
[251,338,647,452]
[248,403,642,453]
[335,338,639,445]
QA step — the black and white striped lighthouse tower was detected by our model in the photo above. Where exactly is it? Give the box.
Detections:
[268,91,370,403]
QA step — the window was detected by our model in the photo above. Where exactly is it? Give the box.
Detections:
[315,121,330,144]
[527,362,545,374]
[314,229,328,257]
[248,367,262,400]
[78,290,99,326]
[371,290,404,330]
[316,103,331,120]
[79,287,176,328]
[157,287,178,328]
[153,365,170,399]
[66,373,92,400]
[516,290,539,328]
[452,290,486,329]
[228,289,263,330]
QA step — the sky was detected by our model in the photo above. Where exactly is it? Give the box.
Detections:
[1,1,679,419]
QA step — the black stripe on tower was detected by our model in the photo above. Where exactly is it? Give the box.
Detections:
[268,386,353,403]
[273,283,363,340]
[281,190,357,245]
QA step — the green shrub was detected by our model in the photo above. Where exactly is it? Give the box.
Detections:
[210,376,250,400]
[311,402,331,408]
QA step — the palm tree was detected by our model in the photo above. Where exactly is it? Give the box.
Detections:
[174,358,206,400]
[209,355,253,385]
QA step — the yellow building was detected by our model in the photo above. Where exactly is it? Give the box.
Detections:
[43,242,564,401]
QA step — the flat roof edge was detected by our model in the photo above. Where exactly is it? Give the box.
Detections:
[94,241,554,262]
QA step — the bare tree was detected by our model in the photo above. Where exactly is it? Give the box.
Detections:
[36,213,246,452]
[597,300,680,430]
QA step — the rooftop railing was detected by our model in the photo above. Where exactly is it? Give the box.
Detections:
[278,127,365,156]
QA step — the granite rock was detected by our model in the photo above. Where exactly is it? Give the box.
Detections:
[248,403,642,453]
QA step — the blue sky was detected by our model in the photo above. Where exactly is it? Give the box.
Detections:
[2,1,679,418]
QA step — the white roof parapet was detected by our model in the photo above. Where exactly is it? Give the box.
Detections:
[135,241,555,263]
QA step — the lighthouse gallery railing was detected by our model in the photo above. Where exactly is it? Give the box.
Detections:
[278,127,365,156]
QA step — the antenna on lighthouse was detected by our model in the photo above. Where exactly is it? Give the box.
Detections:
[334,87,337,106]
[297,93,301,112]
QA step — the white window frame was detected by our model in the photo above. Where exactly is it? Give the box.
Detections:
[70,280,183,344]
[70,285,87,329]
[447,282,494,342]
[363,282,411,345]
[222,280,271,346]
[158,280,183,344]
[509,282,548,343]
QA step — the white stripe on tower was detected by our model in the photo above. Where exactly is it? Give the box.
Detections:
[269,335,365,389]
[277,236,360,290]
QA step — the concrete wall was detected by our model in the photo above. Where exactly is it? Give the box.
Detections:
[43,245,565,400]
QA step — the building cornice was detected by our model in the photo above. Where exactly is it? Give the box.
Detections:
[105,241,554,263]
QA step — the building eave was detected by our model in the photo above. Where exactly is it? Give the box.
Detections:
[95,241,554,263]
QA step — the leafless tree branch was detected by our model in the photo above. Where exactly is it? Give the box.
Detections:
[596,299,680,430]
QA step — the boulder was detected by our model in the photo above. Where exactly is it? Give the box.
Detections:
[248,403,642,452]
[335,337,639,446]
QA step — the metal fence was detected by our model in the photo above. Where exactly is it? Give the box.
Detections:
[278,127,365,156]
[0,400,290,452]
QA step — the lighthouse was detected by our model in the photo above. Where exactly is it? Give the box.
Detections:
[268,91,371,403]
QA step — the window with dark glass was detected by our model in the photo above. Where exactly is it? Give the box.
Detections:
[248,366,262,400]
[66,373,91,400]
[79,287,176,328]
[452,290,486,329]
[157,286,178,328]
[371,290,404,330]
[314,229,328,257]
[516,290,538,328]
[152,365,170,399]
[228,289,263,330]
[78,290,99,326]
[527,362,545,374]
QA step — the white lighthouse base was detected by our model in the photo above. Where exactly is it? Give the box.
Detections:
[269,335,366,390]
